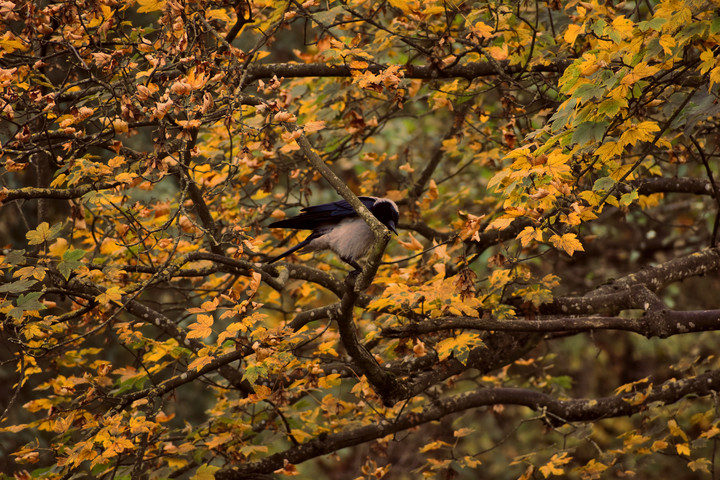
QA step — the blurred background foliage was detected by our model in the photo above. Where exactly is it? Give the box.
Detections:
[2,0,720,478]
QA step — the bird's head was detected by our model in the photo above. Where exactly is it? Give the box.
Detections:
[370,198,399,235]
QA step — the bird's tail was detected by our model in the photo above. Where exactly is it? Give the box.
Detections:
[266,237,312,264]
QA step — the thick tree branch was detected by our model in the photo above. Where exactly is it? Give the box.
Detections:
[545,247,720,314]
[383,309,720,339]
[335,276,404,405]
[216,368,720,478]
[0,182,120,202]
[245,59,573,83]
[631,177,715,197]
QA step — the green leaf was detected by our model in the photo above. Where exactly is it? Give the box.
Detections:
[597,98,626,117]
[243,364,268,384]
[313,5,345,25]
[712,17,720,35]
[0,279,38,294]
[58,249,86,280]
[192,465,220,480]
[620,189,639,206]
[638,17,667,32]
[9,291,46,319]
[551,375,573,389]
[593,176,616,192]
[549,98,578,132]
[574,83,605,102]
[1,249,26,267]
[571,121,607,145]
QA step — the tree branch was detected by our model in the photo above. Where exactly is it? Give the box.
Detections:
[245,59,573,83]
[383,309,720,339]
[216,368,720,478]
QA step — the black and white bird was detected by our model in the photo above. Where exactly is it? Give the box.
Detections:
[267,196,399,271]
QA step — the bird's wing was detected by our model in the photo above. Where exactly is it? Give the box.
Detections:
[266,231,323,264]
[269,196,377,230]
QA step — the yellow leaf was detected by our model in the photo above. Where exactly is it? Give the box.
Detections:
[96,286,124,305]
[621,62,660,86]
[595,141,623,160]
[486,45,508,61]
[26,222,51,245]
[114,172,137,184]
[710,66,720,90]
[318,373,342,389]
[192,465,220,480]
[619,121,660,147]
[579,459,607,476]
[675,443,690,456]
[700,425,720,439]
[564,24,584,45]
[206,8,231,21]
[471,21,495,39]
[611,16,634,38]
[397,232,424,251]
[453,427,475,438]
[187,354,215,372]
[388,0,413,14]
[659,35,676,55]
[303,120,326,133]
[517,226,542,247]
[489,268,512,289]
[419,440,451,453]
[668,419,688,441]
[13,265,46,281]
[187,314,214,339]
[688,458,711,473]
[539,452,572,478]
[89,4,112,28]
[137,0,166,13]
[486,216,514,231]
[650,440,668,451]
[100,238,124,255]
[0,31,28,53]
[349,60,369,70]
[545,150,572,178]
[549,233,584,256]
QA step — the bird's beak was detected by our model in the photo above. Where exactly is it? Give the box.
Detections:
[387,221,398,235]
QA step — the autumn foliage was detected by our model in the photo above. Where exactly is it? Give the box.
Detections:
[2,0,720,478]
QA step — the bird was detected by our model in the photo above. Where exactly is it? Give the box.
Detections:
[267,196,399,271]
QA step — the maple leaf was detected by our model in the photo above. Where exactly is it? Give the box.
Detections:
[619,121,660,147]
[517,226,542,247]
[303,120,326,133]
[186,314,214,339]
[688,458,712,473]
[96,286,124,305]
[26,222,60,245]
[388,0,414,14]
[397,232,424,251]
[187,354,215,372]
[675,443,690,456]
[549,233,584,256]
[136,0,166,13]
[539,452,572,478]
[564,24,584,44]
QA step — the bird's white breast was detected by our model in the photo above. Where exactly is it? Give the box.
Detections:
[306,218,375,260]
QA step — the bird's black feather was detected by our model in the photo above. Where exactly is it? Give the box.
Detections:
[267,196,399,270]
[268,197,377,230]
